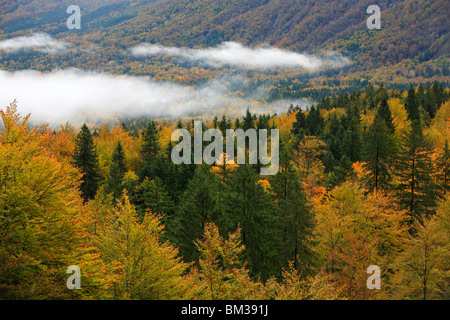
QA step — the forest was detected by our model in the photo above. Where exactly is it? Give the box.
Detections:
[0,81,449,300]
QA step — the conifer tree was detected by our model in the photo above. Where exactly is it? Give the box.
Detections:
[363,113,395,191]
[405,86,420,121]
[436,140,450,195]
[343,104,362,162]
[395,120,438,224]
[218,114,232,133]
[174,164,225,262]
[377,95,395,133]
[291,108,307,141]
[306,105,324,136]
[72,124,101,201]
[271,154,317,277]
[141,120,160,161]
[134,177,175,221]
[223,164,276,279]
[107,141,127,199]
[242,108,256,130]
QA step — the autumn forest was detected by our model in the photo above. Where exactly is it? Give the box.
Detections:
[1,81,449,300]
[0,0,449,304]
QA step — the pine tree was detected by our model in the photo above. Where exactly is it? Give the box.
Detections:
[72,124,101,201]
[431,81,443,113]
[107,141,127,199]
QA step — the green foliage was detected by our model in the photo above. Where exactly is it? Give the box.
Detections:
[270,156,317,277]
[395,120,439,223]
[172,164,224,262]
[363,113,395,191]
[106,141,127,199]
[72,124,101,201]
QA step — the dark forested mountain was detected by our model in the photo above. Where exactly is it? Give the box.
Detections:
[0,0,448,85]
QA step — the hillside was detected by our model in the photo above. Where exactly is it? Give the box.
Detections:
[0,0,448,107]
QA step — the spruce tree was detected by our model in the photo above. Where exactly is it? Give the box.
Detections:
[223,164,276,279]
[291,108,307,140]
[377,95,395,133]
[72,124,101,201]
[107,141,127,200]
[271,150,317,277]
[139,120,161,180]
[218,114,232,133]
[405,86,420,121]
[242,108,255,130]
[436,140,450,195]
[134,177,175,222]
[343,104,362,162]
[363,113,395,191]
[395,120,438,224]
[173,164,224,262]
[141,120,160,161]
[306,105,324,136]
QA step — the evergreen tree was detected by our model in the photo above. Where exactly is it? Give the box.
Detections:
[436,140,450,195]
[377,95,395,133]
[363,113,395,191]
[134,177,175,221]
[431,81,443,113]
[405,86,420,121]
[306,105,324,136]
[141,120,160,161]
[174,164,225,262]
[107,141,127,199]
[395,120,438,224]
[139,120,161,180]
[72,124,101,201]
[291,108,307,140]
[242,108,255,130]
[223,164,276,279]
[271,153,317,277]
[343,104,362,162]
[218,114,232,133]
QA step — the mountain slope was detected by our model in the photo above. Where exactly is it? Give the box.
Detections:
[0,0,448,84]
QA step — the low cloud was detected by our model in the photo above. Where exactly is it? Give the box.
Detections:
[0,33,68,53]
[130,41,350,70]
[0,69,309,126]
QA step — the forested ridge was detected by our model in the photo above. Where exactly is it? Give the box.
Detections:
[1,82,449,300]
[0,0,449,88]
